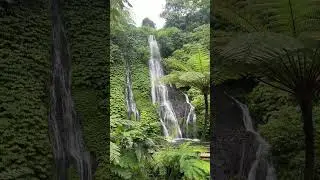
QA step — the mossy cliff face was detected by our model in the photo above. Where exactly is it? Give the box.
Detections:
[62,0,108,178]
[0,0,108,179]
[110,27,159,125]
[0,1,52,179]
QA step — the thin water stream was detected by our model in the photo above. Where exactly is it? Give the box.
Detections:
[230,96,277,180]
[125,60,140,120]
[49,0,91,179]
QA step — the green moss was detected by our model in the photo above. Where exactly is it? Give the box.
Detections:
[62,0,108,178]
[131,63,159,123]
[0,1,52,179]
[110,65,126,119]
[73,89,106,157]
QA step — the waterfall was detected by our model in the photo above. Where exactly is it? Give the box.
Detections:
[125,60,140,120]
[148,35,198,141]
[49,0,92,179]
[183,93,197,138]
[231,97,277,180]
[148,35,182,139]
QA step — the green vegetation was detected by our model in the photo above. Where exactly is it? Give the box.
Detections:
[0,1,52,179]
[110,0,210,179]
[0,0,107,179]
[213,0,320,179]
[161,44,210,139]
[153,142,210,180]
[245,83,320,179]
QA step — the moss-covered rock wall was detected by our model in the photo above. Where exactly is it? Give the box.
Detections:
[0,1,52,179]
[63,0,108,178]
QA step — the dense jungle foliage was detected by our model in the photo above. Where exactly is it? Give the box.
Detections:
[0,1,52,179]
[0,0,107,179]
[213,0,320,179]
[110,0,210,179]
[3,0,319,179]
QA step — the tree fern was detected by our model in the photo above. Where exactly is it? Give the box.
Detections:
[161,43,210,139]
[214,0,320,35]
[162,44,210,91]
[218,33,320,95]
[249,0,320,37]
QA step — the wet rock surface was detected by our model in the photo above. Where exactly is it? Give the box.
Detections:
[212,86,261,180]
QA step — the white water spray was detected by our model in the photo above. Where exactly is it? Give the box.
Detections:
[183,93,197,138]
[148,35,182,139]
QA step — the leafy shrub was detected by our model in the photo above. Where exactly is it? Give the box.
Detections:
[156,27,187,58]
[153,142,210,180]
[110,115,163,180]
[247,83,295,124]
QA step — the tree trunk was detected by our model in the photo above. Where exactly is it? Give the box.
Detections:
[202,92,209,140]
[299,97,315,180]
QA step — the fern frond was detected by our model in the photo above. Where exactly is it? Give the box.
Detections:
[111,166,133,179]
[181,159,210,180]
[219,33,320,94]
[110,142,121,164]
[214,0,320,37]
[161,71,209,90]
[162,44,209,91]
[188,47,210,73]
[250,0,320,37]
[165,58,192,71]
[213,0,267,32]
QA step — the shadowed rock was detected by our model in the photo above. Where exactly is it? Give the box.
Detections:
[211,85,276,180]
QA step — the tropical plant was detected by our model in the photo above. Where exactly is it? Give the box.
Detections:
[110,115,163,179]
[258,105,320,179]
[214,0,320,179]
[152,142,210,180]
[110,0,134,33]
[161,44,210,139]
[156,27,187,58]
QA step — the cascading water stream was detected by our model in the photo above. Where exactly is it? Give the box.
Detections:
[183,93,197,138]
[230,96,277,180]
[49,0,92,179]
[148,35,182,139]
[125,60,140,120]
[148,35,198,142]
